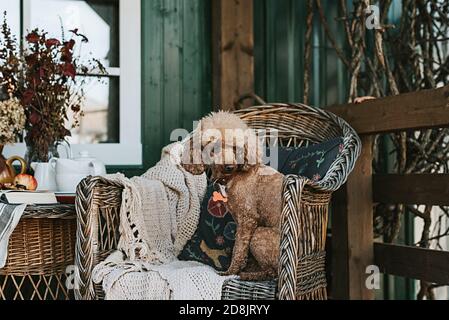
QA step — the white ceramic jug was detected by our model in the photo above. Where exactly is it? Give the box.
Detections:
[30,162,57,191]
[49,151,106,193]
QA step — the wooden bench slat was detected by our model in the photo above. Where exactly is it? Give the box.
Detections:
[374,243,449,284]
[327,85,449,135]
[373,174,449,205]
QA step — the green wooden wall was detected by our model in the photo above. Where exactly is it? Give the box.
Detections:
[254,0,348,107]
[142,0,211,170]
[112,0,212,176]
[123,0,348,178]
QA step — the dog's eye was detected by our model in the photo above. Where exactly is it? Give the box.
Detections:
[224,165,234,173]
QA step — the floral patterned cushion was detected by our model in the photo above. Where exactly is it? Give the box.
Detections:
[276,137,344,181]
[178,183,236,271]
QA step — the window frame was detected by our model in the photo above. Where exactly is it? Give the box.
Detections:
[4,0,142,166]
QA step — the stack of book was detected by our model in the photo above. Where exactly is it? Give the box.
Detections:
[0,191,75,205]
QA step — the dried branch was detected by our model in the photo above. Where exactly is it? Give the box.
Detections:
[303,0,314,105]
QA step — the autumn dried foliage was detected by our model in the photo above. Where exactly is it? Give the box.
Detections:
[0,12,106,161]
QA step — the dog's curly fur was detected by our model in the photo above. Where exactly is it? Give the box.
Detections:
[182,111,284,281]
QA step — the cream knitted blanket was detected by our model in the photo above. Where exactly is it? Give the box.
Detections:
[92,143,235,300]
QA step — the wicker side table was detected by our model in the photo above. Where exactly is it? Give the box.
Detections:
[0,204,76,300]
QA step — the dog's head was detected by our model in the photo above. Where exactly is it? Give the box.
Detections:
[181,111,263,180]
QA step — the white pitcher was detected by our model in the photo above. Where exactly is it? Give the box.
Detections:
[31,162,57,191]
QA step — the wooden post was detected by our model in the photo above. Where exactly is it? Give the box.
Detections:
[331,136,374,300]
[212,0,254,111]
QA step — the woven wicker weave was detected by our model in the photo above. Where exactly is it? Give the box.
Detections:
[0,204,76,300]
[75,103,361,300]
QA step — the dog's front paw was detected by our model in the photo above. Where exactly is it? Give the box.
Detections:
[218,268,238,277]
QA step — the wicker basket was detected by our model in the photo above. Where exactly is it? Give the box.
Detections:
[75,103,361,300]
[0,204,76,300]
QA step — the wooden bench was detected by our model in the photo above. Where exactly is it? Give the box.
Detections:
[327,85,449,299]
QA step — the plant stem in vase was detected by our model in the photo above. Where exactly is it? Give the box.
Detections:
[25,142,59,164]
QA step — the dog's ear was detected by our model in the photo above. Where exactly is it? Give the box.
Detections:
[181,137,206,175]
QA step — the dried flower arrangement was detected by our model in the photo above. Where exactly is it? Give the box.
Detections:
[0,12,106,162]
[0,97,25,145]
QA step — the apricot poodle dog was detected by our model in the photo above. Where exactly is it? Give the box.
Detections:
[182,111,284,281]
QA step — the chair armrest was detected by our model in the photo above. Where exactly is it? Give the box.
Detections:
[278,175,330,300]
[74,176,123,300]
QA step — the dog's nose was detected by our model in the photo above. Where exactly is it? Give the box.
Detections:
[223,165,234,173]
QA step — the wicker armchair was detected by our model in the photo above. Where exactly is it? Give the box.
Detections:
[74,103,361,300]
